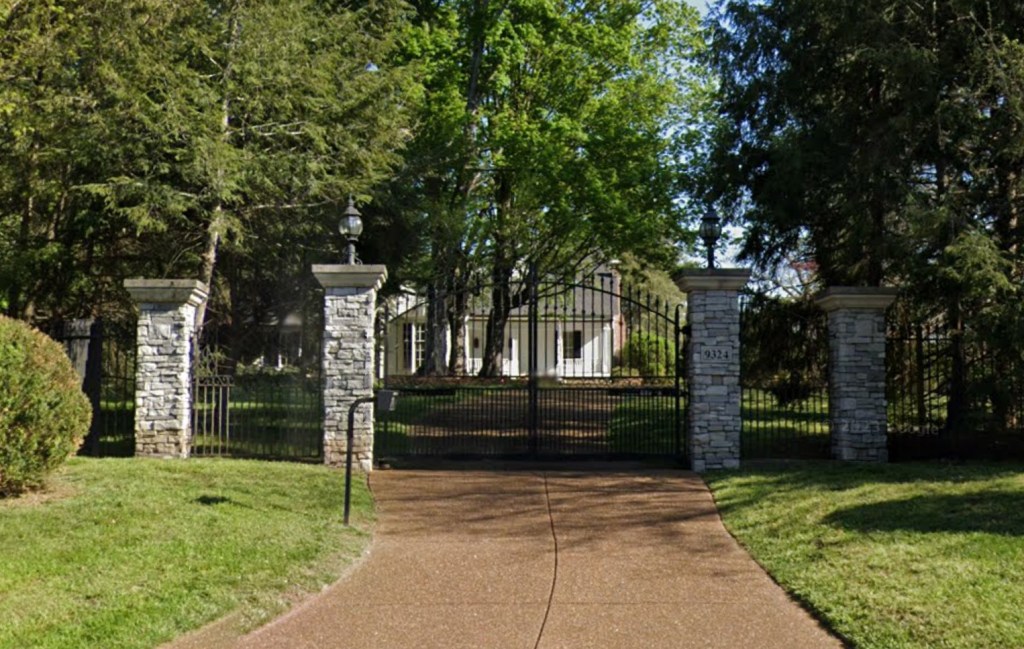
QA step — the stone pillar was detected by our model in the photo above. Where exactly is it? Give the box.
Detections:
[817,287,898,462]
[60,318,103,454]
[677,269,750,472]
[314,264,388,471]
[124,279,208,458]
[60,318,95,384]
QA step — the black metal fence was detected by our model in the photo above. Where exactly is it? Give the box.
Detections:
[377,270,686,461]
[377,382,682,459]
[740,294,830,459]
[887,315,1024,459]
[49,318,136,457]
[190,346,323,461]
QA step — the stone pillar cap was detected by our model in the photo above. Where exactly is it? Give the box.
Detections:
[313,264,388,290]
[124,279,209,306]
[816,286,898,311]
[675,268,752,292]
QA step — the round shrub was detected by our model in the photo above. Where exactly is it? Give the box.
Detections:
[620,332,676,378]
[0,316,91,496]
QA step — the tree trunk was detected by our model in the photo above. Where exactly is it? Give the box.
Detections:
[9,190,33,319]
[194,216,221,336]
[867,195,885,286]
[997,169,1019,257]
[8,143,40,320]
[465,0,489,116]
[946,297,967,447]
[447,285,469,375]
[915,323,927,426]
[479,271,512,377]
[418,282,449,375]
[194,7,241,335]
[479,172,517,377]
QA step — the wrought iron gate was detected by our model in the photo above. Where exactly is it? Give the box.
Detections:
[190,340,323,461]
[50,318,137,457]
[376,267,686,461]
[739,294,830,459]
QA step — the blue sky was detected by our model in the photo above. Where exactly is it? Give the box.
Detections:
[688,0,711,14]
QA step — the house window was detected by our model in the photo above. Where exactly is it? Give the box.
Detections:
[414,326,426,369]
[402,323,427,372]
[564,330,583,359]
[402,323,413,371]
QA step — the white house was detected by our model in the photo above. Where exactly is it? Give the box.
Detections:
[380,268,628,379]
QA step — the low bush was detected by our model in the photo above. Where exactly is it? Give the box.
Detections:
[620,331,676,377]
[0,316,91,495]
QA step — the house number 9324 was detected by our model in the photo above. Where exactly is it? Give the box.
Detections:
[701,347,731,361]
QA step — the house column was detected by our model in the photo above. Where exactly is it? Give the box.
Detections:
[124,279,208,458]
[463,320,471,374]
[817,287,898,462]
[601,323,612,376]
[676,269,750,472]
[314,264,388,471]
[554,323,564,378]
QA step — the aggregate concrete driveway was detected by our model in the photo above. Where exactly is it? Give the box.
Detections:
[235,469,842,649]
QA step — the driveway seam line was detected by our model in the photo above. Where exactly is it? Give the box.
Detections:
[533,472,558,649]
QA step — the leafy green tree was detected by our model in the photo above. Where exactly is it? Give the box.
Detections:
[707,0,1024,431]
[389,0,707,376]
[739,292,827,407]
[0,0,417,337]
[0,0,138,321]
[102,0,416,332]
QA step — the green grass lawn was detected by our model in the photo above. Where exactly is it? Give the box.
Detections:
[379,386,827,459]
[191,381,323,460]
[607,396,680,454]
[0,457,373,649]
[706,461,1024,649]
[741,388,829,458]
[375,390,465,457]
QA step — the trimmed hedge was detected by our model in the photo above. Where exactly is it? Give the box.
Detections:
[0,316,91,496]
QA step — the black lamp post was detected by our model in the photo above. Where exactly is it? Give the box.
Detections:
[339,197,364,265]
[699,207,722,270]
